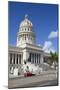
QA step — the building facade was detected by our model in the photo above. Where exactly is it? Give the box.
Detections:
[8,15,51,77]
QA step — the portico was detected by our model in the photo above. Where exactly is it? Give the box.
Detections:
[9,53,21,65]
[29,53,41,65]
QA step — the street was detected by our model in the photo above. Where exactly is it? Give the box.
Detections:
[8,71,58,89]
[29,79,58,87]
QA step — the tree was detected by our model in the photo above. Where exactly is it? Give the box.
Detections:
[49,51,58,69]
[54,52,58,63]
[50,51,58,63]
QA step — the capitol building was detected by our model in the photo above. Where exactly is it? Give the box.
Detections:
[8,15,51,77]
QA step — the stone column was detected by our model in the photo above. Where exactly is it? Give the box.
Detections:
[15,54,17,64]
[23,49,29,64]
[30,53,31,63]
[37,54,39,64]
[8,53,10,77]
[34,54,35,64]
[31,53,32,63]
[31,53,33,64]
[36,54,37,64]
[37,54,38,64]
[40,54,44,64]
[39,54,41,64]
[21,54,23,65]
[38,54,40,64]
[8,53,10,65]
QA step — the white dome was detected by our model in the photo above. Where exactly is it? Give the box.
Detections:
[17,15,36,46]
[20,15,33,27]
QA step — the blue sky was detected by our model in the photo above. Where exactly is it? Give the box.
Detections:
[8,1,58,52]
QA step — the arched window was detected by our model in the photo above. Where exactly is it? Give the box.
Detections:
[25,36,26,40]
[25,28,26,31]
[28,28,29,31]
[29,35,30,40]
[31,37,32,40]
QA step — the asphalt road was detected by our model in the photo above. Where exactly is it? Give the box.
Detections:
[8,71,58,89]
[10,79,58,89]
[22,79,58,88]
[34,79,58,87]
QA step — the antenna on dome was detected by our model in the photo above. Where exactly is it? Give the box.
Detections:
[25,14,28,19]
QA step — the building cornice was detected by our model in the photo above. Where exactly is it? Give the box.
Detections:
[8,45,23,53]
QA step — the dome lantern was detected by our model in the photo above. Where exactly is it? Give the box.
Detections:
[25,14,28,19]
[20,14,33,28]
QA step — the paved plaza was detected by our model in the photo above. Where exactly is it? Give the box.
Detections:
[8,70,58,88]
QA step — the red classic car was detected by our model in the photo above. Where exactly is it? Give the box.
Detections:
[24,72,35,77]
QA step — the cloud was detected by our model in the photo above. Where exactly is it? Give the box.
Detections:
[43,41,55,53]
[44,48,55,53]
[48,31,58,39]
[43,31,58,53]
[43,41,52,50]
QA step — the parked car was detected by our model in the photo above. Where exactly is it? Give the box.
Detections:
[24,72,35,77]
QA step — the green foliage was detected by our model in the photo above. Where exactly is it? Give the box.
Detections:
[49,51,58,65]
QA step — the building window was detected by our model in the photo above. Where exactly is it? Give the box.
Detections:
[29,35,30,40]
[25,36,26,40]
[31,37,32,40]
[28,28,29,31]
[44,57,47,63]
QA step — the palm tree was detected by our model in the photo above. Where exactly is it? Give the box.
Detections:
[54,52,58,63]
[50,51,58,69]
[47,51,54,65]
[50,51,55,62]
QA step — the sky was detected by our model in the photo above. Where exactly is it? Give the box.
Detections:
[8,1,58,53]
